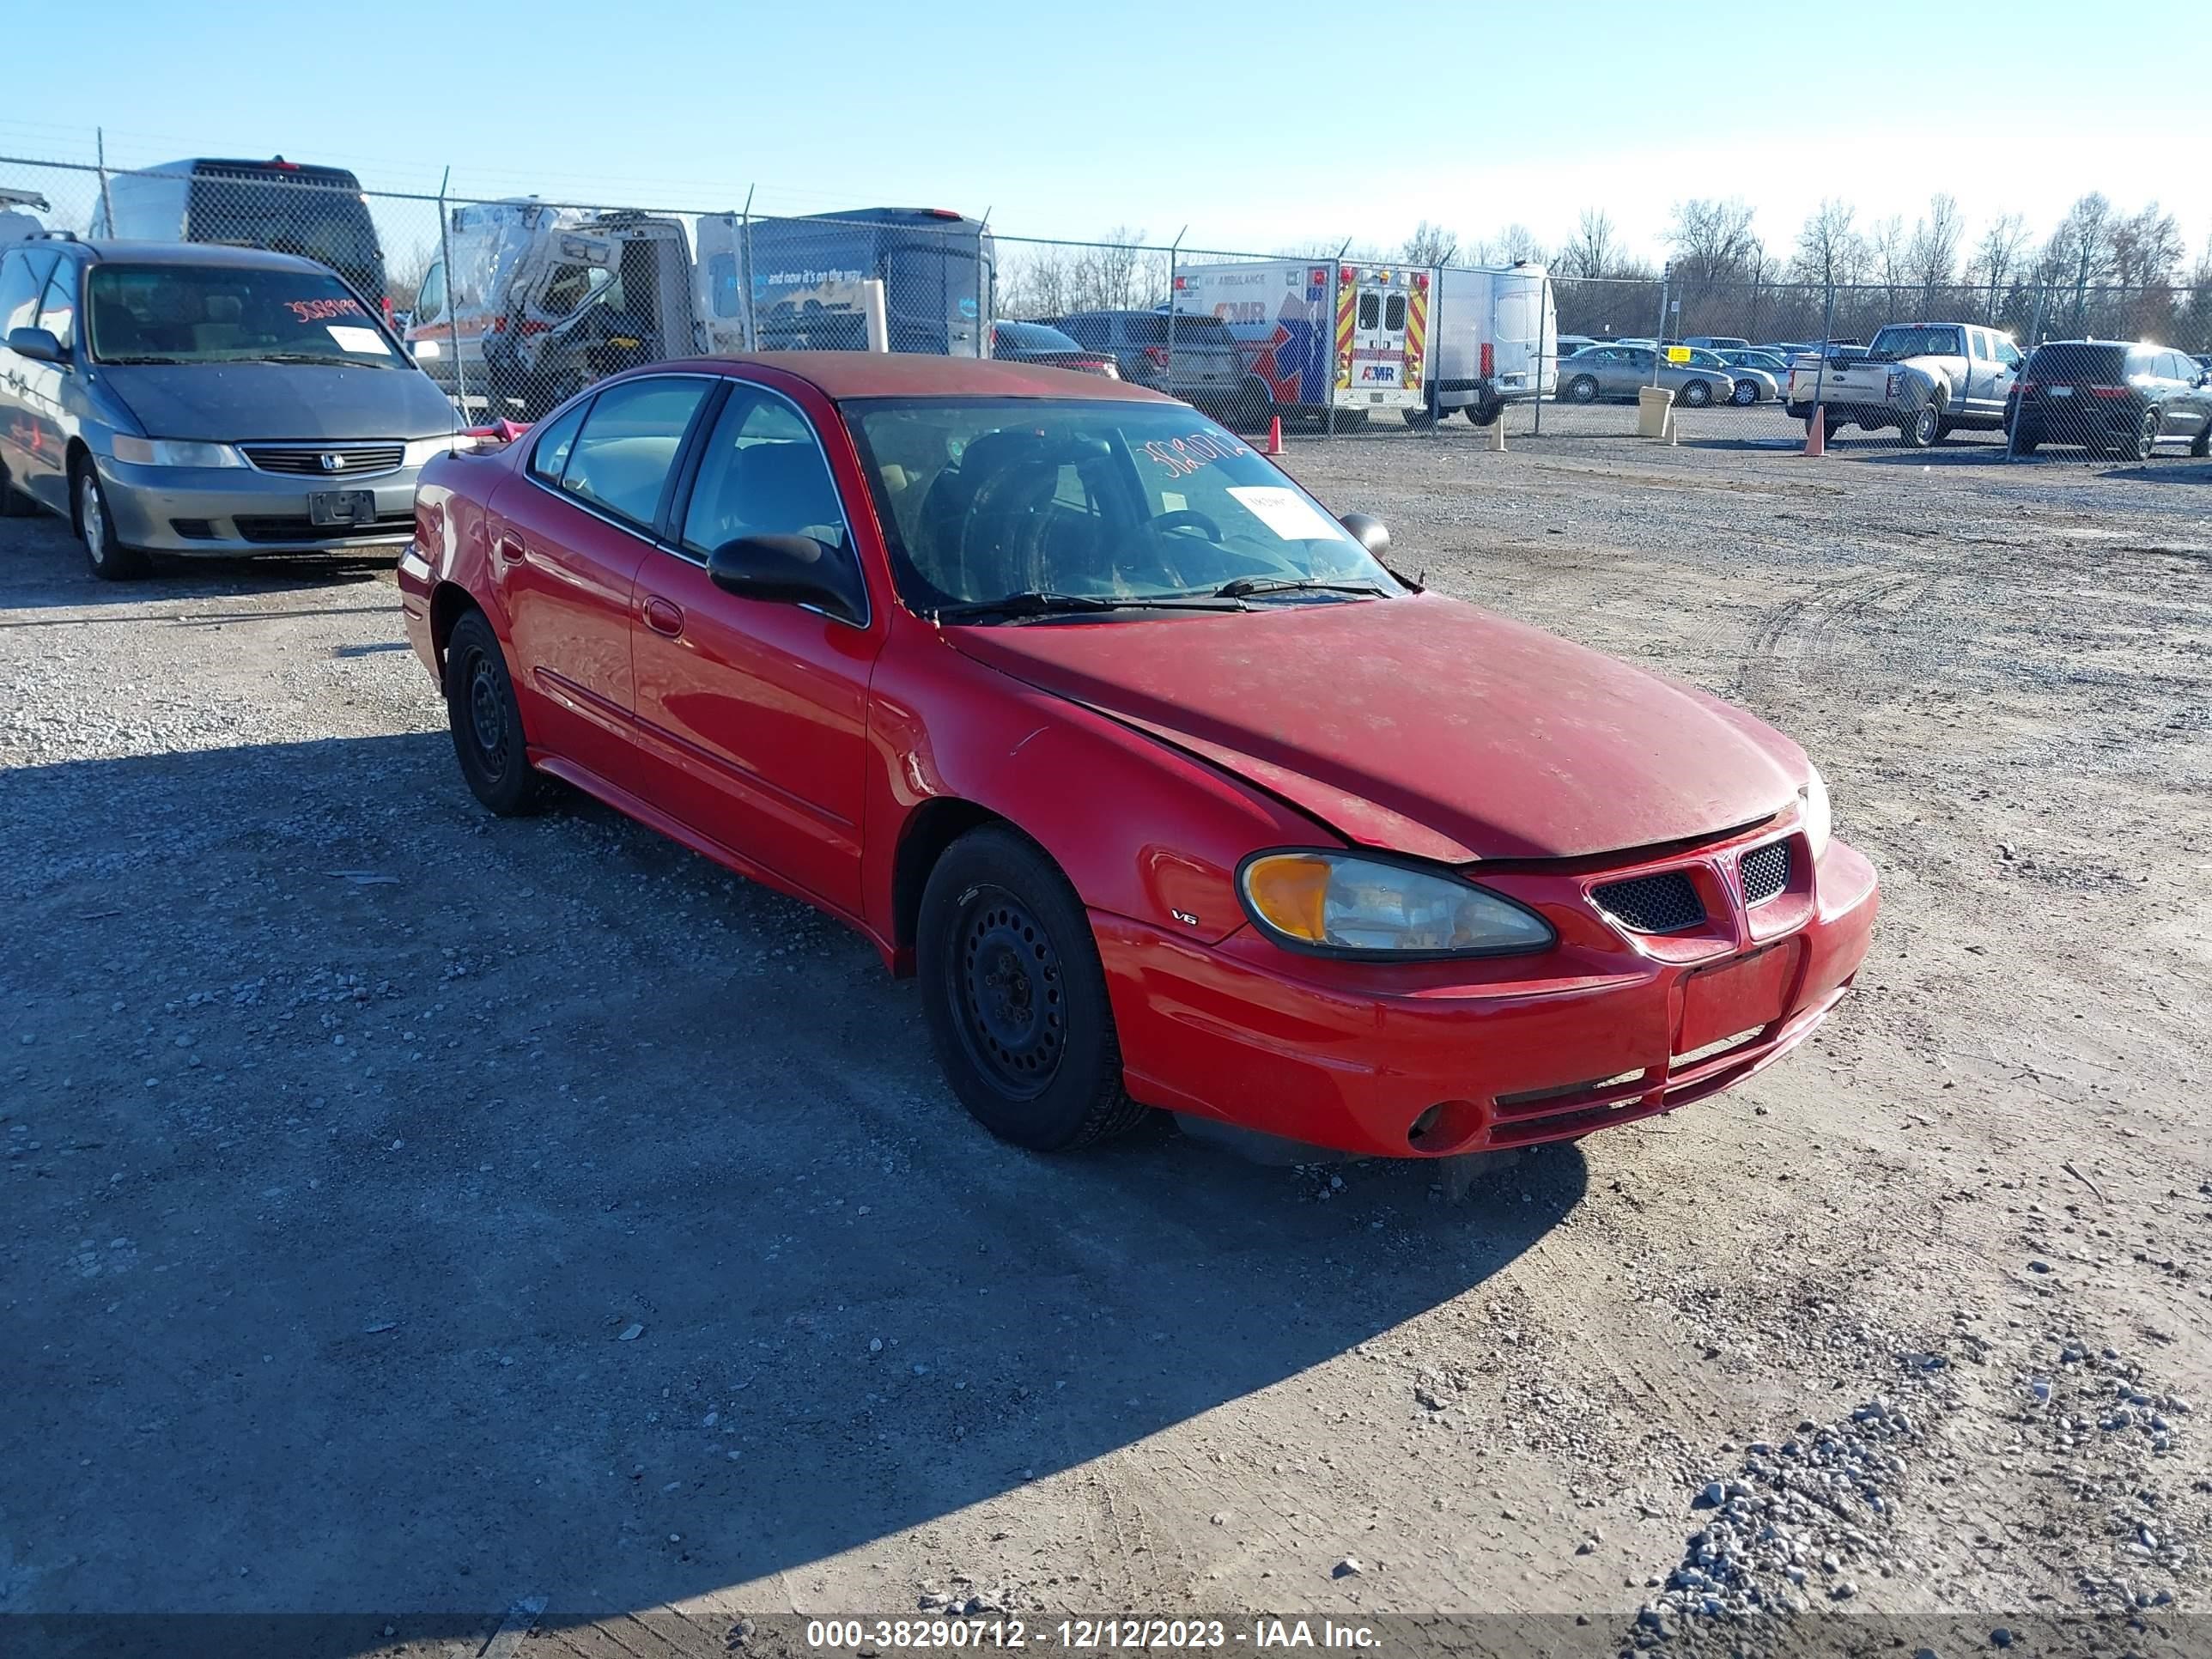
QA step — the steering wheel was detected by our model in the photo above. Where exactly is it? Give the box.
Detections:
[1150,508,1223,544]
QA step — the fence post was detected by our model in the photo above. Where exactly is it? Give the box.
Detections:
[437,167,465,419]
[1808,279,1837,441]
[95,127,114,234]
[738,185,757,351]
[1167,227,1183,400]
[1533,271,1548,437]
[1650,264,1670,387]
[1325,238,1349,440]
[2007,280,2047,463]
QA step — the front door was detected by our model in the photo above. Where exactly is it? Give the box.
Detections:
[629,382,881,917]
[487,374,715,787]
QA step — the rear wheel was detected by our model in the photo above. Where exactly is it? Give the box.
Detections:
[1903,403,1941,449]
[1235,379,1274,433]
[2122,409,2159,463]
[1467,396,1502,426]
[2191,416,2210,459]
[75,460,151,580]
[1565,375,1598,404]
[918,824,1147,1152]
[2011,432,2040,456]
[443,608,550,816]
[1679,378,1713,409]
[1730,378,1759,406]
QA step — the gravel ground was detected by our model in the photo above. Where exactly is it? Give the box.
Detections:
[3,418,2209,1659]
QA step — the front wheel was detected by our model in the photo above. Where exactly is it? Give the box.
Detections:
[443,608,550,816]
[1731,378,1759,406]
[918,825,1147,1152]
[0,457,39,517]
[1565,375,1598,404]
[76,461,151,580]
[1679,378,1713,410]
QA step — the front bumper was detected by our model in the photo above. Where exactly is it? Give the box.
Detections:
[1097,823,1879,1159]
[94,457,424,555]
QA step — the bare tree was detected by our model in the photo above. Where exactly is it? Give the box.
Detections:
[1556,208,1625,280]
[2107,202,2184,289]
[1401,220,1458,267]
[1869,214,1908,312]
[1966,211,2032,301]
[1468,224,1543,265]
[1906,193,1962,299]
[1789,198,1866,289]
[1666,198,1762,290]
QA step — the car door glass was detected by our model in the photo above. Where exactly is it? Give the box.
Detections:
[1996,339,2022,371]
[680,386,863,619]
[415,262,446,325]
[1,250,56,337]
[1970,331,1990,362]
[558,376,711,528]
[35,264,76,352]
[528,400,589,483]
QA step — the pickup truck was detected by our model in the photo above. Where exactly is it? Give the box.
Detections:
[1785,322,2025,447]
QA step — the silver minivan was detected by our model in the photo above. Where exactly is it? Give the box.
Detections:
[0,239,459,579]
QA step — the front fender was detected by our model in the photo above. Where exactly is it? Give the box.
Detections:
[860,628,1331,955]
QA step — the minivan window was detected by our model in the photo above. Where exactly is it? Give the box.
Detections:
[556,376,711,528]
[85,265,399,367]
[36,264,76,352]
[0,249,56,336]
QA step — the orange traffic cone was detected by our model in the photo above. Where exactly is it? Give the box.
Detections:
[1263,415,1283,456]
[1803,405,1826,458]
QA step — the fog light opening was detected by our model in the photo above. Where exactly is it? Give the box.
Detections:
[1407,1097,1486,1154]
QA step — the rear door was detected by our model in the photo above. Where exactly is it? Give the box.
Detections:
[487,374,715,787]
[1348,278,1408,398]
[629,380,880,915]
[0,247,58,501]
[17,255,78,508]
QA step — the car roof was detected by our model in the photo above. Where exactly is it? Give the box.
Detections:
[66,240,335,274]
[661,352,1178,403]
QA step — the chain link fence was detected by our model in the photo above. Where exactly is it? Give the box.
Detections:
[6,148,2208,465]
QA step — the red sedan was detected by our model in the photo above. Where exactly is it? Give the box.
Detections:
[398,356,1877,1159]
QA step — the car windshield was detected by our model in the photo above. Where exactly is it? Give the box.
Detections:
[848,400,1398,617]
[86,265,400,367]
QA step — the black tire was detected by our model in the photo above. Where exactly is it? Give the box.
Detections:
[2011,433,2040,456]
[2191,416,2210,459]
[74,459,151,580]
[1565,375,1599,404]
[1900,402,1942,449]
[1468,396,1502,426]
[0,456,39,517]
[2122,410,2159,463]
[1730,378,1759,406]
[917,824,1147,1153]
[1401,400,1436,431]
[1679,378,1713,410]
[1235,379,1274,434]
[442,608,550,816]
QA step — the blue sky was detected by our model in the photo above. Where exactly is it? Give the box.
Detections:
[4,0,2207,264]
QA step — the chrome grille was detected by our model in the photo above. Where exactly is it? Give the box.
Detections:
[1590,872,1705,934]
[240,443,404,477]
[1740,842,1792,907]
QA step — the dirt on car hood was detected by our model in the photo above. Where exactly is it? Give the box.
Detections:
[946,592,1807,864]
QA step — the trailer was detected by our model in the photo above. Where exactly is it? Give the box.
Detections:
[1425,264,1557,425]
[694,208,993,357]
[1170,260,1427,424]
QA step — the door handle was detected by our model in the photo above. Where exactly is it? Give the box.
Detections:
[642,595,684,638]
[496,533,525,563]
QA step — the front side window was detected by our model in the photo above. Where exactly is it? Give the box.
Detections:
[36,264,76,351]
[680,387,864,619]
[0,250,57,337]
[848,399,1397,616]
[1996,338,2022,369]
[415,261,446,324]
[84,264,399,367]
[556,376,711,528]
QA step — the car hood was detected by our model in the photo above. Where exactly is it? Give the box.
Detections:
[947,593,1806,864]
[96,361,457,443]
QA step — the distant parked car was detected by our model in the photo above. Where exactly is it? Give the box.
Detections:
[990,320,1119,377]
[1680,346,1778,405]
[1043,309,1248,419]
[0,240,460,579]
[1556,343,1735,408]
[2196,352,2212,375]
[2008,340,2212,460]
[1682,335,1750,351]
[1553,332,1599,359]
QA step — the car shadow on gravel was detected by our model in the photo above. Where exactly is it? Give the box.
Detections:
[0,516,398,611]
[2,734,1586,1647]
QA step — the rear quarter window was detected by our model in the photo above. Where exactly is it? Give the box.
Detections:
[2027,343,2127,382]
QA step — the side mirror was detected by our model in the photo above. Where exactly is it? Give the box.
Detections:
[6,326,66,364]
[1338,513,1390,559]
[708,534,863,622]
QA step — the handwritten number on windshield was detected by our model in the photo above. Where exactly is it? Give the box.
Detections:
[284,297,366,322]
[1142,430,1255,478]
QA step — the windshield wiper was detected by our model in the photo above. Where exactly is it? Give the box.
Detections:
[1211,576,1393,600]
[933,591,1246,624]
[96,355,195,365]
[253,353,391,368]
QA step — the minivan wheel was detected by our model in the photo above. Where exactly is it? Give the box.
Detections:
[917,824,1148,1153]
[442,609,550,816]
[75,461,151,580]
[1679,378,1713,409]
[2123,410,2159,463]
[0,457,39,517]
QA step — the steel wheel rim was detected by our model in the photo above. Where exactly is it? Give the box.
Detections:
[465,650,509,776]
[953,890,1065,1099]
[80,474,104,557]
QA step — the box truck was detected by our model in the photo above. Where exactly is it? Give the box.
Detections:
[694,207,993,357]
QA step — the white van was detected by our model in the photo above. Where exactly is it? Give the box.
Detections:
[1428,264,1558,425]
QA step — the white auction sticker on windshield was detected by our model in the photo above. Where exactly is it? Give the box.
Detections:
[326,325,390,355]
[1227,485,1337,542]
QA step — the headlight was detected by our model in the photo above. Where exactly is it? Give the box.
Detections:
[403,435,460,468]
[1237,851,1555,959]
[1799,767,1832,860]
[110,436,243,468]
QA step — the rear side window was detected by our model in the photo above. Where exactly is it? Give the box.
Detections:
[0,249,55,336]
[556,376,712,528]
[37,263,77,351]
[527,401,589,483]
[1970,331,1990,361]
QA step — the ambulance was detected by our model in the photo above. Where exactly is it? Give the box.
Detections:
[1170,260,1427,424]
